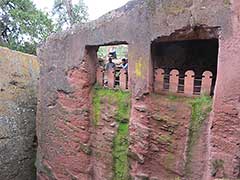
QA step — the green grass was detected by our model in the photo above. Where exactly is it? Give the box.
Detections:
[92,87,130,179]
[185,95,212,175]
[92,86,130,125]
[92,87,102,126]
[167,94,178,101]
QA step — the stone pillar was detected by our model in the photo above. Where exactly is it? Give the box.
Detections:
[107,68,115,89]
[96,67,104,86]
[120,69,128,90]
[169,69,179,93]
[36,46,97,180]
[154,68,164,93]
[184,70,195,96]
[201,71,213,96]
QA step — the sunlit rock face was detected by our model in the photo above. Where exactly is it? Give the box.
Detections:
[0,47,39,180]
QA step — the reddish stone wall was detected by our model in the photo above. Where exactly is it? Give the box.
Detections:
[91,101,116,180]
[207,1,240,179]
[36,0,236,179]
[91,91,130,180]
[36,48,98,179]
[129,95,192,179]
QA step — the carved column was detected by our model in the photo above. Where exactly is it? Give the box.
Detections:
[169,69,179,93]
[201,71,213,96]
[107,68,115,88]
[154,68,164,93]
[120,69,128,90]
[184,70,195,96]
[96,67,104,86]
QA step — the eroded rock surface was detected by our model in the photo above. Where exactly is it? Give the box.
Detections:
[0,47,39,180]
[36,48,98,179]
[91,89,130,180]
[129,95,191,179]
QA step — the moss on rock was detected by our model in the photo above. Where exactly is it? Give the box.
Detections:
[185,95,212,176]
[92,87,131,179]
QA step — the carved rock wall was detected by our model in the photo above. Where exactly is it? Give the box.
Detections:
[0,47,39,180]
[36,0,240,179]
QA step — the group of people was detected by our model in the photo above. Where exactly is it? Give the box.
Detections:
[105,57,128,71]
[102,52,128,86]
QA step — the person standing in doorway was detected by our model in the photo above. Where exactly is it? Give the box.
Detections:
[105,57,116,70]
[121,58,128,71]
[104,57,116,86]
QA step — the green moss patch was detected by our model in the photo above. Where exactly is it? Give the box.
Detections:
[92,86,130,125]
[185,95,212,175]
[92,87,130,180]
[113,122,130,180]
[211,159,225,177]
[167,94,178,101]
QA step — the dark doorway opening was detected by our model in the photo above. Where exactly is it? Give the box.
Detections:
[151,27,219,96]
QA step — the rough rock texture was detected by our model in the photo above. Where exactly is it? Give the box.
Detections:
[186,116,210,180]
[37,0,240,179]
[129,95,192,179]
[0,47,39,180]
[91,98,117,180]
[207,0,240,179]
[36,49,97,179]
[91,89,130,180]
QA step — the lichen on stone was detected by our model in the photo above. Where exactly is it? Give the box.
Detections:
[146,0,156,15]
[158,134,172,144]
